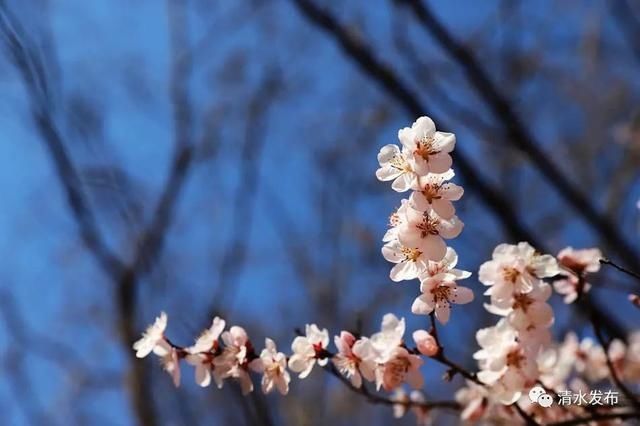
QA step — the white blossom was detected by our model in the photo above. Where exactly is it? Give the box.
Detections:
[288,324,329,378]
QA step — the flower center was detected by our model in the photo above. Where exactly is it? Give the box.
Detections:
[414,136,439,161]
[513,294,534,312]
[389,212,401,227]
[401,247,423,262]
[415,214,440,237]
[502,267,520,283]
[420,183,442,203]
[266,361,282,377]
[506,349,525,368]
[431,285,452,302]
[390,154,412,172]
[387,357,411,382]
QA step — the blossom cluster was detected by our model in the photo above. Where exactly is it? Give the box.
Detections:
[133,116,640,426]
[376,117,472,324]
[133,312,447,398]
[541,331,640,387]
[473,242,559,404]
[456,329,640,424]
[454,243,640,424]
[133,313,287,394]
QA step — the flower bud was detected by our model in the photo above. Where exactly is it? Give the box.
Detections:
[412,330,438,356]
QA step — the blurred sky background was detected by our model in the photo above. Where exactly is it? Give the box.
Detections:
[0,0,639,425]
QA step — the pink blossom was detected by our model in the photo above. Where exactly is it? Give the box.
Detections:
[411,274,474,324]
[397,206,463,262]
[288,324,329,378]
[557,247,602,276]
[412,330,438,356]
[479,242,558,301]
[185,317,226,387]
[381,239,430,282]
[398,116,455,175]
[553,247,601,303]
[370,314,405,362]
[153,339,181,387]
[538,334,577,390]
[332,331,377,388]
[553,274,591,304]
[133,311,168,358]
[214,326,254,394]
[409,169,463,219]
[383,200,409,243]
[485,282,554,333]
[250,338,290,395]
[376,346,423,391]
[376,144,417,192]
[474,319,538,404]
[455,381,488,422]
[420,247,471,280]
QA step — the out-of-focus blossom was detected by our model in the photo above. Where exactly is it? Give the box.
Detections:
[154,339,181,387]
[376,346,423,391]
[288,324,329,378]
[250,338,290,395]
[553,247,601,303]
[133,311,168,358]
[370,313,405,362]
[332,331,377,388]
[185,317,226,387]
[412,330,438,357]
[215,326,254,394]
[479,243,558,301]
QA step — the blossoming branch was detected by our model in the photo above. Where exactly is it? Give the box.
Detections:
[134,116,640,426]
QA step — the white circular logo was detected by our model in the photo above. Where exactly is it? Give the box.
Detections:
[538,394,554,408]
[528,386,546,403]
[528,386,553,407]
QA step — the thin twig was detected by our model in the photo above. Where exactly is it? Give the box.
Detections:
[323,362,460,411]
[601,258,640,283]
[428,313,481,385]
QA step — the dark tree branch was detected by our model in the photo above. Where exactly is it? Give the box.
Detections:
[211,70,283,312]
[0,3,125,280]
[428,313,481,385]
